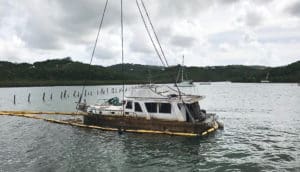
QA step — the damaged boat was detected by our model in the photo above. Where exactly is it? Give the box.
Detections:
[77,84,223,136]
[76,0,223,136]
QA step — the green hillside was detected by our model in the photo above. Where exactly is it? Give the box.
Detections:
[0,57,299,87]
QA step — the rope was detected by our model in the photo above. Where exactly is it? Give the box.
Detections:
[136,0,182,99]
[140,0,169,67]
[76,0,109,109]
[136,0,166,67]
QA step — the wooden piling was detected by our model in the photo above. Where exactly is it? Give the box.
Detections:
[28,93,31,103]
[13,95,16,105]
[63,90,67,98]
[50,93,53,100]
[42,92,45,101]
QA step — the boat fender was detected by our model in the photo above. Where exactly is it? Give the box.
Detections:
[217,121,224,130]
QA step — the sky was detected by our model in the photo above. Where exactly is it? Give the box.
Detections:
[0,0,300,67]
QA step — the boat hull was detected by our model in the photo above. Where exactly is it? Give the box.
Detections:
[83,114,218,136]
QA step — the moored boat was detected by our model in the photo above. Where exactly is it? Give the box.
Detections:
[261,72,270,83]
[176,56,194,87]
[199,82,211,85]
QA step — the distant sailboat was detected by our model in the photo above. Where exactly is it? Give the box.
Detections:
[176,56,194,87]
[199,82,211,85]
[261,72,270,83]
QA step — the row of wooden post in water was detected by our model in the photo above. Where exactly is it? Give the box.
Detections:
[12,87,128,105]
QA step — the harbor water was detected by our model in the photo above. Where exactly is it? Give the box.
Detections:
[0,83,299,171]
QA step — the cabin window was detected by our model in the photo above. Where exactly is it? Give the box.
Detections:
[145,103,157,113]
[159,103,171,113]
[134,102,143,112]
[126,101,132,109]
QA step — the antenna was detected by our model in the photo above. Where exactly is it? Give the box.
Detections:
[148,68,152,84]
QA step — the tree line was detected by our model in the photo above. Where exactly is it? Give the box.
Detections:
[0,57,299,87]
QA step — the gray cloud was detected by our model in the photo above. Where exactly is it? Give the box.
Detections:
[129,40,152,54]
[0,2,5,20]
[209,31,244,45]
[244,11,264,27]
[157,0,214,19]
[0,0,299,67]
[94,46,117,60]
[217,0,240,5]
[21,18,63,50]
[257,27,300,43]
[286,1,300,17]
[170,35,196,48]
[252,0,273,4]
[14,0,138,50]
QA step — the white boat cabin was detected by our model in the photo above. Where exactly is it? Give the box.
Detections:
[87,85,206,122]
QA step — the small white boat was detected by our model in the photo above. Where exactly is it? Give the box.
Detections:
[261,72,270,83]
[199,82,211,85]
[177,80,194,87]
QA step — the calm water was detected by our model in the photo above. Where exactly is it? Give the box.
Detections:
[0,83,299,171]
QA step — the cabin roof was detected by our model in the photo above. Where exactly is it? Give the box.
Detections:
[126,84,204,103]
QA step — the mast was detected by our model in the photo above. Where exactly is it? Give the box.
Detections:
[148,68,152,84]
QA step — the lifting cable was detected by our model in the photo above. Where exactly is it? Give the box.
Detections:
[140,0,169,67]
[136,0,182,98]
[136,0,166,67]
[76,0,109,109]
